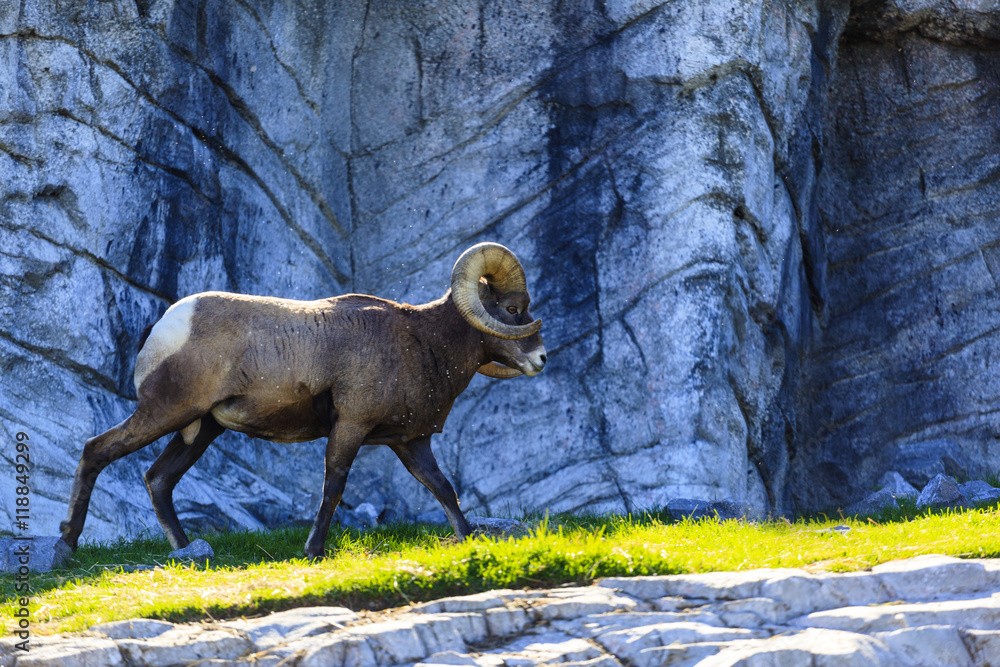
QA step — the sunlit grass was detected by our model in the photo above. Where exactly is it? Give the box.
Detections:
[4,501,1000,636]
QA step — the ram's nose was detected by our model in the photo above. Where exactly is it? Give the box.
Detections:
[526,347,547,375]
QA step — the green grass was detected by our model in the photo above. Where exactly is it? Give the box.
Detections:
[4,502,1000,636]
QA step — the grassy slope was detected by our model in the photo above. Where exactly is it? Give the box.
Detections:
[3,503,1000,636]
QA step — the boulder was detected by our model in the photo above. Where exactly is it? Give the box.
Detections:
[915,474,969,511]
[0,536,72,573]
[959,481,1000,506]
[877,471,920,501]
[845,488,900,517]
[338,502,381,531]
[166,539,215,563]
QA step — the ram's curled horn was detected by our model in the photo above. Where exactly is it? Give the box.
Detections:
[477,362,523,379]
[450,242,543,340]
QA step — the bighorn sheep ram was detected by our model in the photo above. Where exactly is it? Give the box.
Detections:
[60,243,546,558]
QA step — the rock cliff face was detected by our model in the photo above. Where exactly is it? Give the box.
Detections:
[0,0,996,542]
[793,0,1000,509]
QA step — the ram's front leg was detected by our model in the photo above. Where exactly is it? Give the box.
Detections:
[304,421,367,558]
[390,437,472,540]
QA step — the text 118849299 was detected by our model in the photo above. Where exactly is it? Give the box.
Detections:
[12,431,32,651]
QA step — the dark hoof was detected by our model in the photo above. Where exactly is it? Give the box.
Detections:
[303,546,326,560]
[58,523,79,552]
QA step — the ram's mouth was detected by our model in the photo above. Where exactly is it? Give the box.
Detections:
[524,360,544,376]
[476,358,544,378]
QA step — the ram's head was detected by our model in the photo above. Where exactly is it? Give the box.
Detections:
[451,242,546,379]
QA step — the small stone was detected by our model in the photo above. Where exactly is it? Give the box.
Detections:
[916,474,969,510]
[959,480,1000,506]
[166,538,214,562]
[878,471,919,500]
[652,595,712,612]
[0,536,72,573]
[359,620,430,664]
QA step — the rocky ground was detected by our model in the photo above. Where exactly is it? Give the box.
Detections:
[3,554,999,666]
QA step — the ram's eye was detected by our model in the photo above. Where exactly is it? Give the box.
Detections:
[506,306,518,314]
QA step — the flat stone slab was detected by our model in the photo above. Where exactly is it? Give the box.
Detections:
[4,555,999,666]
[220,606,359,649]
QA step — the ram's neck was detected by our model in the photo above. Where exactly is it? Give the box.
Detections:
[406,292,484,397]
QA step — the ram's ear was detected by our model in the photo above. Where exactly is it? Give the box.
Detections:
[478,278,492,303]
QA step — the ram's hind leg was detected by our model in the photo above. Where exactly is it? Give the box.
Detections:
[144,415,225,550]
[391,437,472,539]
[60,406,205,551]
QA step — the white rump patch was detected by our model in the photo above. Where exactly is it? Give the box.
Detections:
[134,296,199,390]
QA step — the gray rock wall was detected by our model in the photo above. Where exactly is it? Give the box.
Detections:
[793,0,1000,509]
[0,0,995,543]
